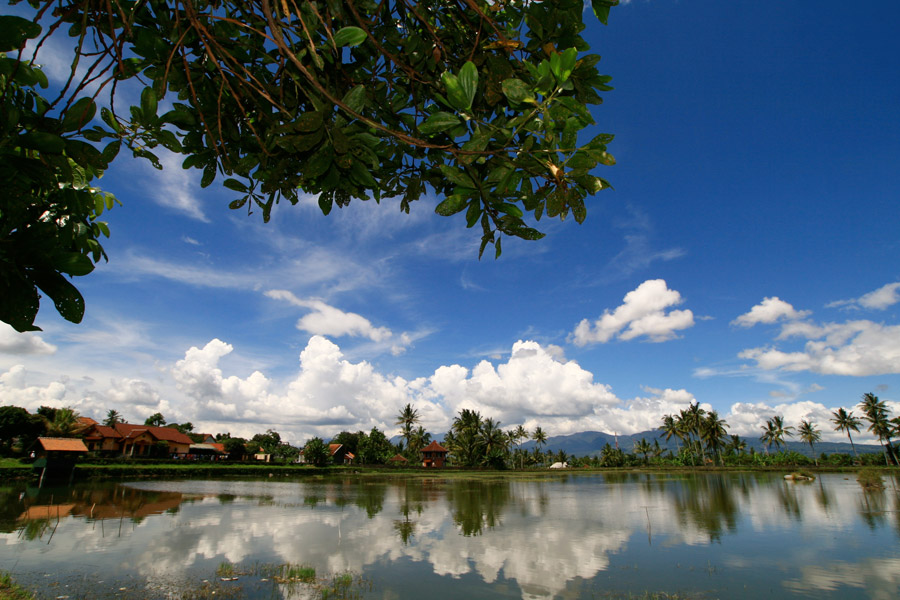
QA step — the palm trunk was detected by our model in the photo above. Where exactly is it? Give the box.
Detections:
[847,432,858,460]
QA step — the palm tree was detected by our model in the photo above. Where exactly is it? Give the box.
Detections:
[44,407,82,437]
[451,409,484,467]
[532,426,547,453]
[759,419,778,455]
[766,415,794,453]
[700,411,729,465]
[408,426,431,456]
[830,407,861,461]
[395,404,420,452]
[480,418,508,467]
[726,434,746,456]
[859,393,898,466]
[659,414,681,455]
[634,438,652,465]
[797,420,821,466]
[103,409,123,427]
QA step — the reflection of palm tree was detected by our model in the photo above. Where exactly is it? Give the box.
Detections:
[831,408,861,461]
[798,420,821,466]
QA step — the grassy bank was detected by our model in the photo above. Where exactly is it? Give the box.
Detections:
[0,573,34,600]
[1,457,895,483]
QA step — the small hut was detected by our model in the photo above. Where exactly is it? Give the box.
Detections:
[387,454,408,466]
[32,437,89,486]
[420,441,449,468]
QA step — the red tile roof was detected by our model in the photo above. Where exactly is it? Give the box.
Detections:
[328,443,342,456]
[113,423,193,444]
[38,437,89,452]
[388,453,408,462]
[420,441,448,453]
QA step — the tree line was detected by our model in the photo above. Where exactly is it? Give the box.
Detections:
[3,392,896,468]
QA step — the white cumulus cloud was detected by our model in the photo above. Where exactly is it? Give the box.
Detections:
[827,282,900,311]
[570,279,694,345]
[266,290,393,343]
[732,297,811,328]
[739,320,900,376]
[0,324,57,355]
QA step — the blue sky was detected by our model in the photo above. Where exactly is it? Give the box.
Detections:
[2,0,899,445]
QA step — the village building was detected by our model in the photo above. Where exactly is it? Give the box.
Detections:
[420,441,449,468]
[81,423,193,457]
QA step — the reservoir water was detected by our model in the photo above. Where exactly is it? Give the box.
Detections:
[1,472,898,599]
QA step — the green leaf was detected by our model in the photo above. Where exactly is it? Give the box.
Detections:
[140,87,158,120]
[294,111,324,133]
[441,71,469,112]
[435,194,469,216]
[333,26,367,47]
[223,178,247,192]
[465,200,482,228]
[559,48,578,82]
[501,79,534,105]
[52,253,95,277]
[318,195,334,216]
[419,112,462,136]
[342,85,367,114]
[61,97,97,132]
[0,15,41,52]
[439,164,476,188]
[33,271,85,325]
[591,0,619,26]
[201,163,216,187]
[100,107,123,133]
[458,61,478,110]
[496,203,524,218]
[18,132,65,154]
[511,227,546,241]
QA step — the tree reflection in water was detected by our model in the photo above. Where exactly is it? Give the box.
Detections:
[446,479,512,536]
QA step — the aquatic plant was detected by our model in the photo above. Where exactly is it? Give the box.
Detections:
[856,468,884,490]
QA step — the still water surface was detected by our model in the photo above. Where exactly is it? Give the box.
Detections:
[1,472,899,599]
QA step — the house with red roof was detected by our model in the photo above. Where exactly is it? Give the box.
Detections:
[420,441,449,468]
[82,423,193,457]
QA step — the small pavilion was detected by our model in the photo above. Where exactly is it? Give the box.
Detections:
[420,441,449,468]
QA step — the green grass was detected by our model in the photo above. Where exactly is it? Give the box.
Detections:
[0,573,35,600]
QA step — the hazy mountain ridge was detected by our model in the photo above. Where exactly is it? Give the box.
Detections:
[525,429,884,458]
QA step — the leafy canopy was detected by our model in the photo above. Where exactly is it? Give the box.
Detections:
[1,0,618,331]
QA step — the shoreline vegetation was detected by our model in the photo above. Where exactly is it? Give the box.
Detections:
[1,457,896,482]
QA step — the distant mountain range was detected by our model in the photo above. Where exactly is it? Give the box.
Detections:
[516,429,884,459]
[393,429,883,459]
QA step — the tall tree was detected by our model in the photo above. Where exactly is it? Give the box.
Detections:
[144,412,167,427]
[532,426,548,455]
[103,409,123,427]
[797,420,821,466]
[830,408,861,461]
[395,404,420,452]
[44,407,82,437]
[2,1,619,331]
[859,393,898,466]
[700,411,728,466]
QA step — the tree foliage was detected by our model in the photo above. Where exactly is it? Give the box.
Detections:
[1,0,619,330]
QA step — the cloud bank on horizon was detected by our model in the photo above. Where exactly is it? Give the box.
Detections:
[3,279,899,445]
